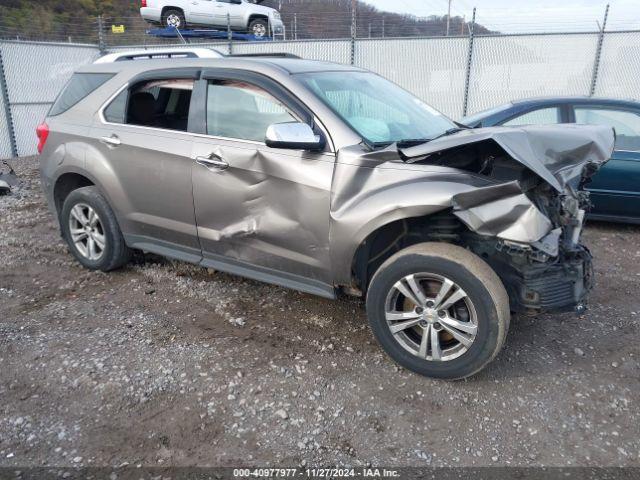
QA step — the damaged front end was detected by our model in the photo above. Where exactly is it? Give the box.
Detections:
[398,124,615,314]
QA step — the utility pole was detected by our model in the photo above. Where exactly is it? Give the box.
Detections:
[446,0,452,36]
[382,16,385,38]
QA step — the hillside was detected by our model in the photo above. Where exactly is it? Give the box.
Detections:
[0,0,491,43]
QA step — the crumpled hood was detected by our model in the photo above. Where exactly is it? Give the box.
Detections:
[399,124,615,192]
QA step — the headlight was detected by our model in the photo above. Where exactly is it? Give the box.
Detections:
[272,12,281,20]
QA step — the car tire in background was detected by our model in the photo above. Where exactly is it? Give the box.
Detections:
[61,186,131,272]
[162,9,186,29]
[248,18,269,38]
[366,242,510,380]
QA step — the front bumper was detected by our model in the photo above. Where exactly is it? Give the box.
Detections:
[492,245,593,314]
[270,19,284,34]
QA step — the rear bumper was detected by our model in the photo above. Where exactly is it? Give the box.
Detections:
[140,7,162,22]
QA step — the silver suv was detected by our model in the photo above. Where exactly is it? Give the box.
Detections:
[140,0,284,38]
[38,56,613,379]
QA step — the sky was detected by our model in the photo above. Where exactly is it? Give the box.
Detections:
[364,0,640,33]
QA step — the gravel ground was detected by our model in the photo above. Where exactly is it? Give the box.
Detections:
[1,156,639,468]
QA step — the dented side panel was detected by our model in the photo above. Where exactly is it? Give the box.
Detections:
[191,137,335,283]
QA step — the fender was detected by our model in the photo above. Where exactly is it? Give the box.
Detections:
[329,145,501,285]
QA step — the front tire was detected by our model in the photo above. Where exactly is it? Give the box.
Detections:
[366,242,510,380]
[61,186,131,272]
[163,9,186,29]
[248,18,269,38]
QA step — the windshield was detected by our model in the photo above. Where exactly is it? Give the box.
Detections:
[298,71,456,146]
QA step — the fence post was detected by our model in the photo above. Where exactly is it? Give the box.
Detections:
[97,15,106,53]
[462,8,476,117]
[590,4,609,97]
[0,45,18,158]
[227,13,233,55]
[350,0,356,65]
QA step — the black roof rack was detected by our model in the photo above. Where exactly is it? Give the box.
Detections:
[227,53,302,59]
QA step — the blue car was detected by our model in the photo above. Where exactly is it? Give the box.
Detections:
[461,97,640,223]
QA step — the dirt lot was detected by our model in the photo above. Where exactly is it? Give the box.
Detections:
[1,156,639,468]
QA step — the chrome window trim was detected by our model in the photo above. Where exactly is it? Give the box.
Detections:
[98,82,336,153]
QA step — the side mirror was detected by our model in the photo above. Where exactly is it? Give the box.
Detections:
[265,122,325,151]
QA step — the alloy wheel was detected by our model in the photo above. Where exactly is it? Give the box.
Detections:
[68,203,106,261]
[384,273,478,362]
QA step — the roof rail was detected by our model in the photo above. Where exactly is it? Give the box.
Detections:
[94,48,223,64]
[227,53,302,59]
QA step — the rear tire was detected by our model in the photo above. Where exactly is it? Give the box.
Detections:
[366,242,510,380]
[163,9,186,29]
[61,186,131,272]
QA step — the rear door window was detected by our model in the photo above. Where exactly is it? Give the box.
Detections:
[103,78,194,132]
[49,73,114,116]
[503,107,561,126]
[574,107,640,152]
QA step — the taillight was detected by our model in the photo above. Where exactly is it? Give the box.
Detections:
[141,0,147,7]
[36,122,49,154]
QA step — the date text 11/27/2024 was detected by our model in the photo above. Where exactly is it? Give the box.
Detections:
[233,468,401,478]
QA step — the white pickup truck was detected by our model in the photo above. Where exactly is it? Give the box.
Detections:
[140,0,284,38]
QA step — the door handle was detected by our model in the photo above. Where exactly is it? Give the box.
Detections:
[100,135,121,146]
[196,155,229,171]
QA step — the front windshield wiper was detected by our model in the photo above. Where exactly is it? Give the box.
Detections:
[371,127,468,150]
[426,127,467,142]
[395,138,433,148]
[395,128,466,149]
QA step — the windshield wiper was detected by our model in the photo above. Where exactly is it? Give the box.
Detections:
[395,128,466,149]
[372,127,469,150]
[427,127,467,142]
[395,138,433,148]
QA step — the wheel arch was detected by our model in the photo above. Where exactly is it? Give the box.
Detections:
[349,210,472,295]
[53,172,95,218]
[161,6,185,19]
[51,165,123,231]
[248,14,269,26]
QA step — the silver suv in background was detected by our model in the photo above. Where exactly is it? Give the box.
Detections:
[140,0,284,38]
[38,57,613,379]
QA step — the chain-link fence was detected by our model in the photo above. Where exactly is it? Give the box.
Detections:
[1,28,639,158]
